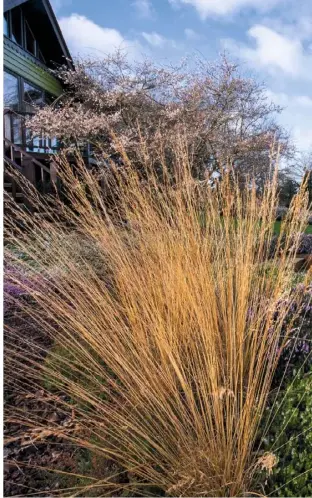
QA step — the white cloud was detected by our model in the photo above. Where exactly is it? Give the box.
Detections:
[132,0,154,18]
[267,91,312,110]
[260,16,312,42]
[142,31,165,47]
[184,28,201,40]
[169,0,281,19]
[58,14,143,59]
[267,90,312,151]
[224,24,312,79]
[241,25,303,76]
[142,31,178,48]
[222,20,312,152]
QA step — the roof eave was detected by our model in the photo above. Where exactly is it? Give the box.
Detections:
[42,0,74,69]
[4,0,74,70]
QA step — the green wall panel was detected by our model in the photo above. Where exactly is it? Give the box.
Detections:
[4,37,62,96]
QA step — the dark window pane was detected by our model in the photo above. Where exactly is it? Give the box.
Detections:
[23,81,44,108]
[25,21,36,55]
[4,71,19,110]
[38,48,45,63]
[45,93,55,105]
[4,13,9,36]
[11,7,22,45]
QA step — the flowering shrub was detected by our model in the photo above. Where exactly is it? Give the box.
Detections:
[275,285,312,380]
[271,234,312,256]
[4,262,50,316]
[4,265,37,297]
[297,235,312,254]
[27,52,291,187]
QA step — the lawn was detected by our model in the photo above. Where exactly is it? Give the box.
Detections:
[274,221,312,234]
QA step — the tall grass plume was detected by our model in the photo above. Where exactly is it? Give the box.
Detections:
[4,138,311,496]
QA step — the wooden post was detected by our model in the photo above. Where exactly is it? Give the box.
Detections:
[50,161,58,184]
[23,158,36,186]
[40,166,45,194]
[22,158,36,213]
[11,179,17,201]
[50,160,59,195]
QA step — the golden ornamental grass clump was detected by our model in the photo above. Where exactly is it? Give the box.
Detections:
[4,137,311,496]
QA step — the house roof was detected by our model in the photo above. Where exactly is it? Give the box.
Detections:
[4,0,73,69]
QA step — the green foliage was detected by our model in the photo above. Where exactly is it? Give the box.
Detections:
[278,175,300,208]
[273,221,312,234]
[5,243,39,266]
[264,368,312,497]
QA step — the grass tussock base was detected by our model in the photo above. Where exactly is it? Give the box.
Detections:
[4,138,312,497]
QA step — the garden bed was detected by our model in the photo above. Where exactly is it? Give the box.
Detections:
[3,310,127,497]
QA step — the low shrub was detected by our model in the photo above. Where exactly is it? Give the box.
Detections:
[271,234,312,256]
[297,234,312,254]
[276,206,288,221]
[257,285,312,496]
[274,285,312,385]
[263,367,312,497]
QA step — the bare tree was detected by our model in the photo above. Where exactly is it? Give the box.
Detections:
[28,51,292,185]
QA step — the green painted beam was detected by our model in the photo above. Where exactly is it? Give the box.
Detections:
[4,37,62,96]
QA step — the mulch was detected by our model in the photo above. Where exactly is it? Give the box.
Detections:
[4,306,74,496]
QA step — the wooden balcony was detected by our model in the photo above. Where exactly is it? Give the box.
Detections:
[4,107,61,156]
[4,108,95,211]
[4,108,93,158]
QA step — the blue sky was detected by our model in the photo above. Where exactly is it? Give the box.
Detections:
[51,0,312,153]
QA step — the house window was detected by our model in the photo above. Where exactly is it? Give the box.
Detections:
[12,115,23,144]
[45,93,55,105]
[23,81,44,108]
[25,20,36,56]
[11,7,22,45]
[5,8,46,62]
[38,48,45,63]
[3,13,9,36]
[4,71,19,111]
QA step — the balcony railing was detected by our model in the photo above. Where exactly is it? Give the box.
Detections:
[4,108,92,158]
[4,107,61,155]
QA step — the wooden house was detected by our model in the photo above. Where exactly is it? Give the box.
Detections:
[3,0,73,202]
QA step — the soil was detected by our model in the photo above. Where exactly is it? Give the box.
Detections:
[3,306,127,497]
